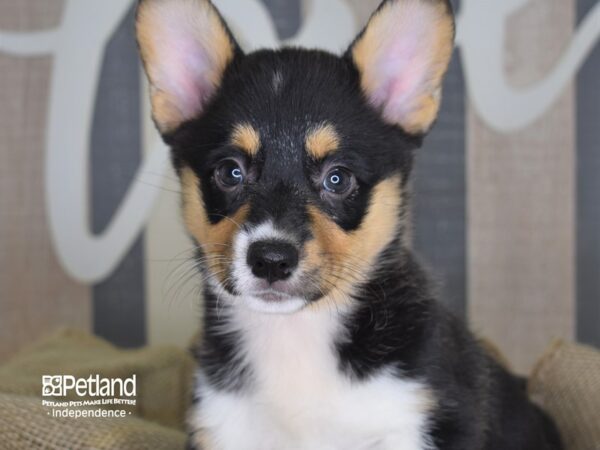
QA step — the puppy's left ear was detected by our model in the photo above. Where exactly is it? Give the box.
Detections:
[347,0,455,135]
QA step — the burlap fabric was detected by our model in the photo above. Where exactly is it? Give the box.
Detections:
[0,392,186,450]
[529,340,600,450]
[1,330,599,449]
[0,329,194,430]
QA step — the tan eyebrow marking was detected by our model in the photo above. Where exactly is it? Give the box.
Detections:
[230,123,261,156]
[305,123,341,159]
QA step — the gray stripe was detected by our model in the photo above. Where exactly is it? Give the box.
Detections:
[260,0,301,40]
[577,0,600,347]
[91,5,146,348]
[413,0,466,318]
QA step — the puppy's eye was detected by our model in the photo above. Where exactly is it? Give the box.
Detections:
[322,168,355,195]
[215,159,245,190]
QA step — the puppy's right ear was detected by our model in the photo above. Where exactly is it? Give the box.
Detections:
[347,0,455,135]
[136,0,241,134]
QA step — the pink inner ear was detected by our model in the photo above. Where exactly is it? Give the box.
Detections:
[140,0,233,124]
[157,34,216,119]
[358,1,448,127]
[370,34,428,118]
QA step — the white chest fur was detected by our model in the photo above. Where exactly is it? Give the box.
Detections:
[190,305,434,450]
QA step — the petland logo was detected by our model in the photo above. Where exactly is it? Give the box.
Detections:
[42,375,137,418]
[42,374,136,397]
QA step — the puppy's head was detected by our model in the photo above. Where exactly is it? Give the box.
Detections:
[137,0,455,314]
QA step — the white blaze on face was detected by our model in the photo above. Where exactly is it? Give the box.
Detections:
[231,221,306,314]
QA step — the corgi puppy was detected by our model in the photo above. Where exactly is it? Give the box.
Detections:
[136,0,563,448]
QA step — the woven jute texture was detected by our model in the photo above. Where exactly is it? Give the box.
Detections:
[0,392,186,450]
[0,329,194,430]
[529,340,600,450]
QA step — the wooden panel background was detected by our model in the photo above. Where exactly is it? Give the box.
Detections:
[0,0,594,376]
[0,0,91,362]
[467,0,576,373]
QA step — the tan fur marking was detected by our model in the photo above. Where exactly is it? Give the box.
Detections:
[148,90,187,133]
[307,176,403,308]
[231,123,261,156]
[181,167,248,282]
[137,0,235,133]
[305,123,341,159]
[352,0,454,134]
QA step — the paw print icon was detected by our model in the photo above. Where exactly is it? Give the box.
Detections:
[42,376,63,396]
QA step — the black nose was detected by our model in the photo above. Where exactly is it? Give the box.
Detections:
[247,241,299,283]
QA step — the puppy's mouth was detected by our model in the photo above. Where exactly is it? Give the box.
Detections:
[207,261,320,303]
[251,289,294,303]
[234,275,323,313]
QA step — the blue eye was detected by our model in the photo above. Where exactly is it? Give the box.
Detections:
[323,168,355,195]
[216,160,245,189]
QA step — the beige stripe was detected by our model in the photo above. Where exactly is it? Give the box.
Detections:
[141,78,199,348]
[0,0,64,30]
[468,0,576,374]
[0,0,91,362]
[143,172,204,348]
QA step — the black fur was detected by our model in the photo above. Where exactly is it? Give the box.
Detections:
[173,47,562,449]
[169,48,418,231]
[336,247,562,449]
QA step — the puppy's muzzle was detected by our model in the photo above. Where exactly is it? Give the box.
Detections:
[247,241,299,284]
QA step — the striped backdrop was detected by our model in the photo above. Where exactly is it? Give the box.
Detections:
[0,0,598,374]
